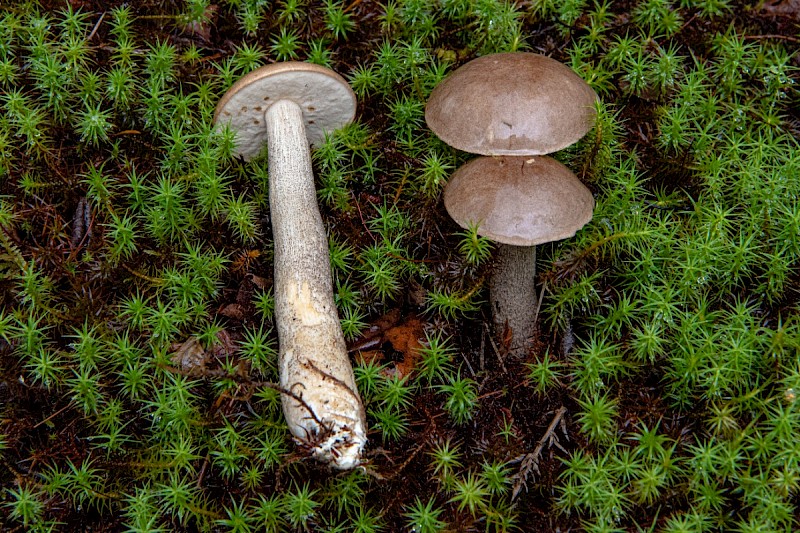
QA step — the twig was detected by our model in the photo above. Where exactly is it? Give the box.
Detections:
[744,34,800,43]
[161,362,330,436]
[196,454,210,489]
[533,280,548,335]
[352,191,376,242]
[386,252,436,263]
[121,264,163,284]
[344,0,364,12]
[511,406,568,500]
[33,404,71,429]
[392,169,408,204]
[87,11,106,41]
[483,322,507,374]
[377,440,426,480]
[304,359,363,407]
[475,389,506,401]
[479,329,485,371]
[460,347,476,378]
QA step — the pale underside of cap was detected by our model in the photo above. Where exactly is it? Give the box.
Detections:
[214,62,357,161]
[444,155,594,246]
[426,53,598,156]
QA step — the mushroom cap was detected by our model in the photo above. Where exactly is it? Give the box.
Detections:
[214,62,357,160]
[425,53,598,156]
[444,155,594,246]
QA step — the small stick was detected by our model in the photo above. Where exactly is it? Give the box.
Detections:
[353,191,376,242]
[121,264,163,284]
[161,362,329,433]
[511,406,567,500]
[344,0,364,12]
[483,323,507,374]
[33,404,70,429]
[87,11,106,41]
[743,34,800,43]
[532,279,547,328]
[460,348,476,378]
[476,389,506,401]
[196,454,210,489]
[303,359,363,407]
[479,328,485,371]
[378,440,426,480]
[392,168,409,204]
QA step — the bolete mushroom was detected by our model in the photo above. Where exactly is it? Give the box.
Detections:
[425,52,598,353]
[444,156,594,351]
[215,63,366,469]
[425,52,599,156]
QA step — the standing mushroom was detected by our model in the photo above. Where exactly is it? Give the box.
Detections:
[443,156,594,352]
[215,63,366,469]
[425,53,598,353]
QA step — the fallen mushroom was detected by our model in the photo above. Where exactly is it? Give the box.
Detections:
[215,63,366,469]
[444,156,594,351]
[426,53,598,353]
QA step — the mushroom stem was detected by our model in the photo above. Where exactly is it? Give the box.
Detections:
[265,99,366,470]
[489,243,536,356]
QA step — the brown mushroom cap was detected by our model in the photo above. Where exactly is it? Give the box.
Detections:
[426,53,598,156]
[214,62,357,160]
[444,155,594,246]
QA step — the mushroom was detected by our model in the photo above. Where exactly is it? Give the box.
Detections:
[425,53,599,156]
[215,63,366,469]
[443,156,594,351]
[425,52,598,353]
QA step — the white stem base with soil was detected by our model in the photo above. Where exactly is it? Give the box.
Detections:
[266,99,367,470]
[489,243,537,356]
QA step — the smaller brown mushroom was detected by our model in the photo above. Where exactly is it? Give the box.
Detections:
[444,156,594,353]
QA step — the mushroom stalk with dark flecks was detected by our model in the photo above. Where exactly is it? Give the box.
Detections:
[489,243,536,351]
[215,63,366,470]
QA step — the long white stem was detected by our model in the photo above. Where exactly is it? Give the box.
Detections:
[266,99,366,470]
